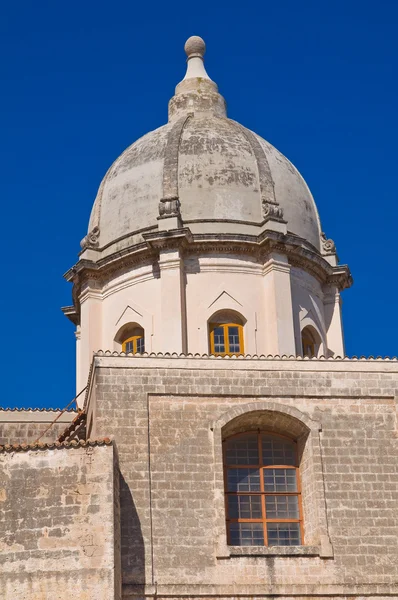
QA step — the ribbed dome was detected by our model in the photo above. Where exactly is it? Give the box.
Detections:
[85,37,322,253]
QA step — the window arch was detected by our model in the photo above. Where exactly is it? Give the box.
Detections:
[301,325,321,358]
[115,323,145,354]
[223,432,303,546]
[209,311,245,356]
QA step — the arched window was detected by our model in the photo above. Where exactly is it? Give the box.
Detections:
[209,311,244,356]
[301,326,320,358]
[223,432,303,546]
[121,326,145,354]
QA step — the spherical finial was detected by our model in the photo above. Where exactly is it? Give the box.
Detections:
[184,36,206,59]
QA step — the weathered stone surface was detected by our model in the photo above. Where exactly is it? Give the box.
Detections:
[0,443,120,599]
[0,409,77,445]
[85,355,398,599]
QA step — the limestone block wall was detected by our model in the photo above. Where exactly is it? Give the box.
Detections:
[0,409,78,445]
[0,440,121,600]
[86,354,398,599]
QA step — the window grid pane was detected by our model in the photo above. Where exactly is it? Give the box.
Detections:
[125,341,134,353]
[225,435,259,465]
[224,433,302,547]
[262,436,296,466]
[213,327,225,354]
[229,522,264,546]
[265,495,299,519]
[228,495,262,519]
[227,326,240,354]
[267,522,301,546]
[136,337,145,353]
[263,468,297,492]
[227,468,261,492]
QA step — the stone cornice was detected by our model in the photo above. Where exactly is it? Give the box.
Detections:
[64,228,352,324]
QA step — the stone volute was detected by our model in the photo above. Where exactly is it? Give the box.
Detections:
[64,36,352,393]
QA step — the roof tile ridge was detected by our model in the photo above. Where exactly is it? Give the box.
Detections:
[58,411,87,443]
[0,437,112,453]
[92,350,398,362]
[0,407,77,413]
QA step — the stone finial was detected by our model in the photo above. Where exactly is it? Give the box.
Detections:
[184,36,206,58]
[182,35,211,82]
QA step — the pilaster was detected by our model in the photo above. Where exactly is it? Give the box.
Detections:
[263,252,296,356]
[323,285,345,357]
[79,286,103,395]
[158,248,187,354]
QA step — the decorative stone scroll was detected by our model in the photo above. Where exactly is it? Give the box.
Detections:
[262,199,284,220]
[80,226,100,250]
[158,195,181,218]
[321,232,336,254]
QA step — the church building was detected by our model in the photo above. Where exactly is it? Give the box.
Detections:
[1,36,397,600]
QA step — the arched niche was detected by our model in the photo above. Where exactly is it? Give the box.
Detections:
[114,321,145,353]
[301,324,322,358]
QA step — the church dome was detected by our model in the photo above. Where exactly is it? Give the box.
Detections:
[85,36,322,254]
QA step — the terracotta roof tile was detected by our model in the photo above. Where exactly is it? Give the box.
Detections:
[58,411,87,443]
[0,438,112,453]
[93,350,398,362]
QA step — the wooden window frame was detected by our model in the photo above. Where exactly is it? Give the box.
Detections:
[223,431,304,546]
[122,333,145,354]
[209,322,244,356]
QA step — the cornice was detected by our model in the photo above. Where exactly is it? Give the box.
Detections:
[64,228,352,322]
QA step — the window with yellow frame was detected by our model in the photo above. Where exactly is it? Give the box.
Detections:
[122,327,145,354]
[209,316,244,356]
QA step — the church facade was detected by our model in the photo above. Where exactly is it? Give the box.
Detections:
[1,36,397,600]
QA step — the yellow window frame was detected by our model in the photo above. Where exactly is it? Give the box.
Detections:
[209,322,244,356]
[122,334,145,354]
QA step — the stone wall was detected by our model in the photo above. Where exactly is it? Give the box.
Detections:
[0,409,77,445]
[0,440,121,600]
[87,354,398,599]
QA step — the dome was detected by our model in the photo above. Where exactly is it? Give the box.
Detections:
[84,37,322,254]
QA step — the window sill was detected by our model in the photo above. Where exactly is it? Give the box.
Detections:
[218,545,321,558]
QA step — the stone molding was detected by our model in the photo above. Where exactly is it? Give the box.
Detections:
[65,228,352,324]
[211,401,321,433]
[158,114,192,221]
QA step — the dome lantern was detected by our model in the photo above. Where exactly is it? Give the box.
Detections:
[168,35,227,122]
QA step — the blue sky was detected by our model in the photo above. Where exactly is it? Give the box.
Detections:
[0,0,397,409]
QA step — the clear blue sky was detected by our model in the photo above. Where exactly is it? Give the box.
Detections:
[0,0,397,409]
